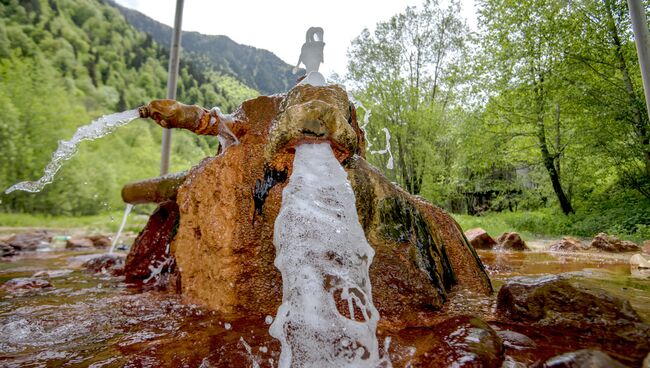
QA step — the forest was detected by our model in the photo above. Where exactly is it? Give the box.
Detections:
[349,0,650,241]
[1,0,649,241]
[0,0,258,215]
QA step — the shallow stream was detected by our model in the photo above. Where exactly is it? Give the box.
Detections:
[1,242,648,367]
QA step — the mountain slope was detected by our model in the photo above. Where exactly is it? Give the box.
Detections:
[110,1,301,95]
[0,0,257,215]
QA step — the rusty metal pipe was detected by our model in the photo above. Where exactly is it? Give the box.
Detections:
[121,171,188,204]
[139,100,215,133]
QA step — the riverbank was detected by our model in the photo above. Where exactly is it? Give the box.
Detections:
[454,208,650,244]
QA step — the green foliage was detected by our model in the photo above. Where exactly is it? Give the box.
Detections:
[348,0,468,199]
[455,190,650,243]
[348,0,649,239]
[0,0,258,216]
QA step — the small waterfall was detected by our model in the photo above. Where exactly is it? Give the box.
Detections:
[270,143,389,367]
[5,109,141,194]
[109,203,134,254]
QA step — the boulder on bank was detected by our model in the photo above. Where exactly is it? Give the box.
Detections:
[465,228,497,250]
[590,233,640,252]
[497,232,529,251]
[543,349,628,368]
[6,230,53,251]
[549,237,588,252]
[642,240,650,255]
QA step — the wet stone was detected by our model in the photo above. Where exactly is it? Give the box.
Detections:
[497,232,529,251]
[66,236,94,248]
[549,237,588,252]
[496,275,643,325]
[542,349,628,368]
[33,269,74,278]
[497,275,650,365]
[124,201,179,282]
[6,230,53,251]
[495,329,536,351]
[0,240,16,257]
[643,240,650,255]
[590,233,640,253]
[82,254,125,276]
[88,234,112,247]
[465,228,497,250]
[1,277,53,292]
[436,315,505,368]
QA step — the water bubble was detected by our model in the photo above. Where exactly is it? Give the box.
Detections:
[224,323,231,330]
[265,315,273,324]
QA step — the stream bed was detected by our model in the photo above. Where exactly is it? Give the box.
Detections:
[0,241,648,367]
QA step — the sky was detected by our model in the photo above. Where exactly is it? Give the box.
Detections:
[114,0,478,77]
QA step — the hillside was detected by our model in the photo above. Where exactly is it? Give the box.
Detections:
[0,0,258,215]
[110,0,300,95]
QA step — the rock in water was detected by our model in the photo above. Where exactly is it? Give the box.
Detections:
[543,349,628,368]
[465,228,497,250]
[590,233,640,252]
[497,232,529,251]
[269,143,386,367]
[436,316,504,367]
[66,236,94,248]
[124,201,179,284]
[549,237,588,252]
[1,277,53,292]
[82,254,125,276]
[497,275,650,364]
[630,253,650,269]
[7,230,53,251]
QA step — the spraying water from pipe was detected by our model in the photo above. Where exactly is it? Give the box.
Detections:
[4,109,141,194]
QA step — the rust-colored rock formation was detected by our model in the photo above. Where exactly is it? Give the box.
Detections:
[125,84,491,326]
[124,201,179,283]
[590,232,640,252]
[465,228,497,250]
[497,232,529,251]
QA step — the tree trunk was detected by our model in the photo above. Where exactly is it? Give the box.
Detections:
[538,119,574,215]
[534,74,574,214]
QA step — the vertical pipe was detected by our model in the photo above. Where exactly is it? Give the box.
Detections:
[160,0,185,175]
[628,0,650,120]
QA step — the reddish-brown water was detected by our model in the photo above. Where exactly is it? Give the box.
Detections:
[1,245,648,367]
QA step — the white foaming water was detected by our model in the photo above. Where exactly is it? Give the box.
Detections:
[270,143,390,368]
[348,95,394,170]
[109,203,133,254]
[5,109,140,194]
[369,128,394,170]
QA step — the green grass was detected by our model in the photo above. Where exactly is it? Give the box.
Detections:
[453,207,650,244]
[453,212,536,240]
[0,210,149,233]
